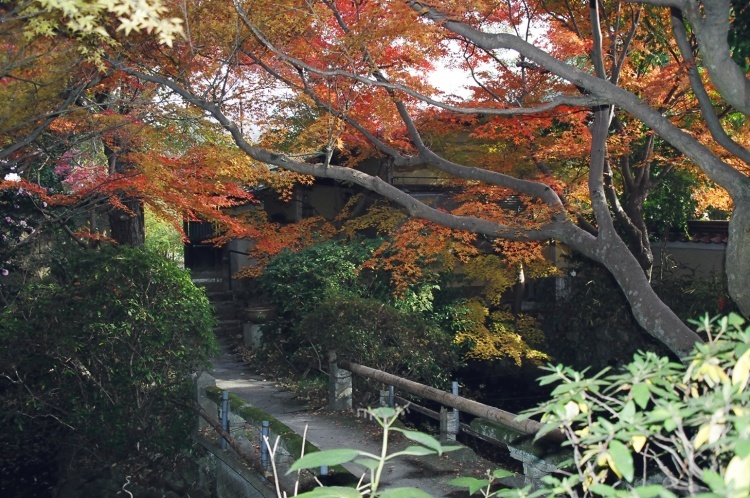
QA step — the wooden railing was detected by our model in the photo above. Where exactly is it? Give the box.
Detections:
[329,356,569,490]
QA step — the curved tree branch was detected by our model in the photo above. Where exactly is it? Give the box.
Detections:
[670,8,750,166]
[407,0,750,201]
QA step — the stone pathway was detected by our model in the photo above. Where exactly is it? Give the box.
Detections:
[208,337,506,497]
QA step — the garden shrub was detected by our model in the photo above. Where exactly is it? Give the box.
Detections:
[0,246,217,459]
[297,294,459,386]
[257,237,383,320]
[504,313,750,497]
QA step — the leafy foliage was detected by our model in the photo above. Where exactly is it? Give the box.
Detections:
[282,315,750,498]
[298,295,459,386]
[258,237,382,320]
[0,246,217,458]
[506,313,750,497]
[449,300,548,366]
[643,168,699,238]
[289,406,461,498]
[144,206,184,262]
[257,237,459,386]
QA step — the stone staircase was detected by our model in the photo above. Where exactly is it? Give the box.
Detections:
[190,269,244,341]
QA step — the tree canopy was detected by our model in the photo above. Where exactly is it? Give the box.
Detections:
[2,0,750,359]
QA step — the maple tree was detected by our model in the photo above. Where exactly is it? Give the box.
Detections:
[0,1,315,256]
[5,1,748,360]
[103,0,750,361]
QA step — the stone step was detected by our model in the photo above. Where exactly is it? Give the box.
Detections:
[205,290,234,301]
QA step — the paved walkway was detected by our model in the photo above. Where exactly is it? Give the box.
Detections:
[208,338,507,497]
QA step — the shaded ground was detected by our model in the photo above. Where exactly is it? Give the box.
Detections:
[208,337,514,497]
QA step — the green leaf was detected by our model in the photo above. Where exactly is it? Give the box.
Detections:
[295,486,363,498]
[354,457,380,471]
[632,383,650,409]
[391,429,442,452]
[377,487,435,497]
[608,440,634,483]
[447,477,491,495]
[392,445,436,457]
[736,439,750,458]
[532,422,560,442]
[368,407,397,419]
[621,400,636,423]
[492,469,514,479]
[288,449,362,473]
[589,483,618,496]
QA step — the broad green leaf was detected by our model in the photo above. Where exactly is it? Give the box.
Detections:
[354,457,380,471]
[295,486,363,498]
[378,487,435,497]
[589,483,618,496]
[392,445,436,457]
[288,449,362,473]
[735,439,750,458]
[532,422,561,442]
[632,383,650,409]
[727,313,746,329]
[701,469,726,491]
[368,407,397,419]
[663,416,678,432]
[608,440,634,482]
[492,468,514,479]
[621,400,636,423]
[391,429,441,452]
[439,445,463,453]
[447,477,491,495]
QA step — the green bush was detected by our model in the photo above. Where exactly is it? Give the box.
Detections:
[258,237,383,319]
[0,246,217,457]
[297,295,459,386]
[257,238,461,387]
[502,313,750,497]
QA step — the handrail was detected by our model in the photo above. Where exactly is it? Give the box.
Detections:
[338,359,565,442]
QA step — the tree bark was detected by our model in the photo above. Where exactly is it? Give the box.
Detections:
[727,197,750,317]
[108,197,145,247]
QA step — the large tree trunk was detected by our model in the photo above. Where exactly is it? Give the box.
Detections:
[109,197,145,247]
[727,198,750,317]
[600,243,699,359]
[621,190,654,279]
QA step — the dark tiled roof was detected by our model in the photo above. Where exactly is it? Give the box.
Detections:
[668,220,729,244]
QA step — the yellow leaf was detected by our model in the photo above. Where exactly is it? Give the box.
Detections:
[694,424,712,450]
[695,361,730,387]
[694,410,726,449]
[725,454,750,498]
[631,435,647,453]
[605,453,623,479]
[733,349,750,390]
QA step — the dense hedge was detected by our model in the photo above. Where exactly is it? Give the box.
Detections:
[0,246,217,458]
